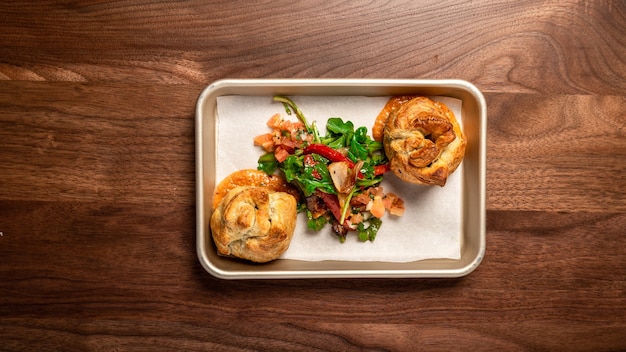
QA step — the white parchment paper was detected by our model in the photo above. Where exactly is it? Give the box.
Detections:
[216,95,463,262]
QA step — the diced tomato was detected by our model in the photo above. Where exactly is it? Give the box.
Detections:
[281,136,299,149]
[300,133,314,143]
[274,146,290,163]
[303,154,317,167]
[253,133,269,146]
[369,196,386,219]
[349,212,364,225]
[368,186,384,197]
[303,154,322,179]
[266,113,283,129]
[291,121,305,131]
[352,193,371,205]
[253,133,275,152]
[281,120,296,134]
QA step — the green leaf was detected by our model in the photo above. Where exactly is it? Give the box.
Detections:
[257,152,278,175]
[354,126,369,143]
[326,134,347,149]
[326,117,354,135]
[280,154,303,182]
[348,136,369,161]
[279,154,335,197]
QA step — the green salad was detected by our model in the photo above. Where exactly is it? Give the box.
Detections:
[254,96,404,242]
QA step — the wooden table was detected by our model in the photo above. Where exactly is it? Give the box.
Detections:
[1,1,624,350]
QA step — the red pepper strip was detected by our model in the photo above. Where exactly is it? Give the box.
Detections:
[303,144,354,165]
[373,164,390,176]
[303,143,390,178]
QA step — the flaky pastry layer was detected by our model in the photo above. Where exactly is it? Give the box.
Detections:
[383,97,466,186]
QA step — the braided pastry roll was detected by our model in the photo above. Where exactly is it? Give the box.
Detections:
[383,96,466,186]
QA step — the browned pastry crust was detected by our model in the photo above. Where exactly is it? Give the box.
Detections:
[212,169,299,210]
[383,97,466,186]
[210,186,297,263]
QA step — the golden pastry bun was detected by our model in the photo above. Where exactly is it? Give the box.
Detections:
[212,169,299,210]
[210,186,297,263]
[383,97,466,186]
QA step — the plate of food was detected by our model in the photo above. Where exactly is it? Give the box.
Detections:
[196,79,486,279]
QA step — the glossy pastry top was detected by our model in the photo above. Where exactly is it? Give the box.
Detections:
[383,97,466,186]
[212,169,299,209]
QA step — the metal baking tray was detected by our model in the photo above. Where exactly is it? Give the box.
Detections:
[196,79,486,279]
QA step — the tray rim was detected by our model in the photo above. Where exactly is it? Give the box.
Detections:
[196,78,486,279]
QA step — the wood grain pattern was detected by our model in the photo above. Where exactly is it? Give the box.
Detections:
[1,0,625,350]
[486,93,626,211]
[1,201,624,350]
[0,81,199,203]
[1,1,624,93]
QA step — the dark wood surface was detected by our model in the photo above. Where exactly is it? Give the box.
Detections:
[1,1,625,351]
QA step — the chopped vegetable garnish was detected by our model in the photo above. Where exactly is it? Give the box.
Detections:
[255,96,404,242]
